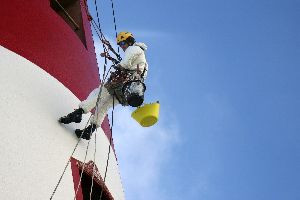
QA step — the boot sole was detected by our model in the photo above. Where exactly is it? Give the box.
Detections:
[58,118,82,124]
[75,129,91,140]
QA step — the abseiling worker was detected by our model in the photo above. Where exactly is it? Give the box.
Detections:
[59,31,148,140]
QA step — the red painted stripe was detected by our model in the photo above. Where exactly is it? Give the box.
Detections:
[70,157,115,200]
[0,0,112,142]
[71,157,84,200]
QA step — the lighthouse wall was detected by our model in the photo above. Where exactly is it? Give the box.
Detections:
[0,0,124,199]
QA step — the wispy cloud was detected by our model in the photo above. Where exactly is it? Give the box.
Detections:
[112,107,180,200]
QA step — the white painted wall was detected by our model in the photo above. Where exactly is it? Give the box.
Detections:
[0,46,125,200]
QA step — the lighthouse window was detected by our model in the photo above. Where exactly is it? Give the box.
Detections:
[50,0,87,48]
[79,170,111,200]
[71,158,114,200]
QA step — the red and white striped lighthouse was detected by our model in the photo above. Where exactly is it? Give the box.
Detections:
[0,0,125,199]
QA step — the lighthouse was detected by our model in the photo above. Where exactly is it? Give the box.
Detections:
[0,0,125,199]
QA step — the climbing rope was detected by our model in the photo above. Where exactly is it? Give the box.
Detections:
[88,0,121,62]
[73,129,93,199]
[87,1,120,199]
[98,95,115,200]
[109,0,120,54]
[50,0,121,198]
[50,68,112,200]
[49,115,92,200]
[50,25,114,200]
[90,19,121,62]
[76,0,119,199]
[72,68,113,200]
[89,132,97,200]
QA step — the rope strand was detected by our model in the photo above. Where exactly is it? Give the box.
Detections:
[109,0,120,53]
[50,115,92,200]
[89,132,97,200]
[50,0,120,198]
[98,95,115,200]
[73,128,93,200]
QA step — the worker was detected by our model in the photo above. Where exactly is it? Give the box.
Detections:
[59,31,148,140]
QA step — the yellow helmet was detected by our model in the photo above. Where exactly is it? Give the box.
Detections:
[117,31,134,44]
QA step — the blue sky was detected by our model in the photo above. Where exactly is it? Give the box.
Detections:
[88,0,300,199]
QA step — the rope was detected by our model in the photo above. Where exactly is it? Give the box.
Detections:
[91,0,111,80]
[51,10,110,200]
[90,20,108,80]
[83,0,120,61]
[91,19,121,62]
[109,0,120,54]
[49,115,92,200]
[73,129,93,200]
[88,5,116,198]
[98,95,115,200]
[83,3,119,199]
[50,1,120,198]
[73,67,113,199]
[73,3,112,199]
[89,131,97,200]
[93,0,102,38]
[51,62,111,199]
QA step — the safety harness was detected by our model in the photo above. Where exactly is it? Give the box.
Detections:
[104,63,147,107]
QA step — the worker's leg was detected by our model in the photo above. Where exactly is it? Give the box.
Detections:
[59,85,101,124]
[75,87,119,140]
[79,85,102,113]
[91,87,120,127]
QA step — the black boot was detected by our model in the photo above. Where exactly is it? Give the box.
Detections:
[59,108,84,124]
[75,124,97,140]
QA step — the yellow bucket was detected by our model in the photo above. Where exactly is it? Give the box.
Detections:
[131,102,160,127]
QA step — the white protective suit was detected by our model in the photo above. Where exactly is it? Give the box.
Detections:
[79,42,148,127]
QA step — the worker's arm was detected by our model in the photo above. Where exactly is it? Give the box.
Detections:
[119,46,143,70]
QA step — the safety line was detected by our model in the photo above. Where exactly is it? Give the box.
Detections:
[50,0,121,198]
[89,131,97,200]
[109,0,120,53]
[88,1,120,199]
[98,95,115,200]
[50,14,113,200]
[49,115,92,200]
[73,129,93,200]
[90,19,121,62]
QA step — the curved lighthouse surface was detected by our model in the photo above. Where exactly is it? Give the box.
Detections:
[0,0,125,199]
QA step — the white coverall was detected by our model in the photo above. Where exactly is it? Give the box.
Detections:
[79,42,148,127]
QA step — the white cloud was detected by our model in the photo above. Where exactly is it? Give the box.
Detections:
[111,107,180,200]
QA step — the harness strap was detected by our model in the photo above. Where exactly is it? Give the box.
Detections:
[113,91,123,106]
[137,64,140,75]
[141,63,147,80]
